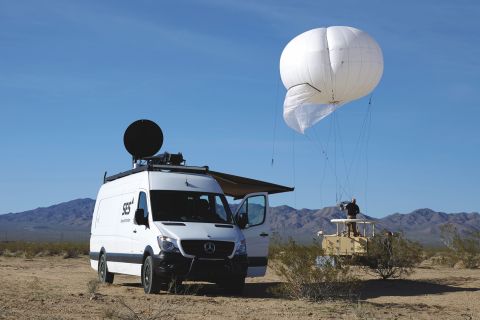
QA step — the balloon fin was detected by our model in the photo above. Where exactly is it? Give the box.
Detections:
[283,84,343,133]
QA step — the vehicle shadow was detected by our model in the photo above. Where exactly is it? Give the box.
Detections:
[190,282,283,298]
[119,281,283,298]
[359,278,479,299]
[119,278,478,299]
[119,282,143,288]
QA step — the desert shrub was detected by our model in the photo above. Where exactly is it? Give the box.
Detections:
[440,224,480,268]
[361,232,422,279]
[268,231,283,259]
[87,279,100,295]
[104,298,175,320]
[24,250,35,259]
[166,281,203,295]
[0,241,89,258]
[63,248,80,259]
[422,246,443,260]
[421,245,457,267]
[348,301,377,320]
[270,238,358,301]
[428,252,456,267]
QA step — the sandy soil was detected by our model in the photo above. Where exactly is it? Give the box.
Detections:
[0,256,478,320]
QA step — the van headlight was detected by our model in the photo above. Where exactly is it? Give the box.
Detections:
[158,236,180,253]
[235,239,247,256]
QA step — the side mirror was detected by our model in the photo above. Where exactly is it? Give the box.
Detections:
[236,212,248,229]
[135,208,147,226]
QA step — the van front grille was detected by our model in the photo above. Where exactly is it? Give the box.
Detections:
[180,240,235,259]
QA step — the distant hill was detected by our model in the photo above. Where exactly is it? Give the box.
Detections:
[0,199,94,242]
[0,199,479,245]
[378,208,480,245]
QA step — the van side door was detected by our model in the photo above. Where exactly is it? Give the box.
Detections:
[130,191,151,274]
[234,192,269,277]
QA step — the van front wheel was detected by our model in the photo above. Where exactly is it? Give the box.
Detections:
[98,253,114,284]
[142,256,160,294]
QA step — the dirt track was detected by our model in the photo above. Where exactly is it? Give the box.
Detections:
[0,256,478,319]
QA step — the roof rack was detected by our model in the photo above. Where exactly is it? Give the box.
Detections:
[104,164,209,183]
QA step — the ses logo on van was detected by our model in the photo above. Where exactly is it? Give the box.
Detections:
[122,198,134,215]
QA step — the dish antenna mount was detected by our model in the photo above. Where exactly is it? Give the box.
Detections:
[123,119,163,165]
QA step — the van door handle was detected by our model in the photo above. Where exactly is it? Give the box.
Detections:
[260,232,269,237]
[133,230,137,233]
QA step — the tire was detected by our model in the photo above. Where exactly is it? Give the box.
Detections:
[219,276,245,295]
[98,253,114,284]
[142,256,161,294]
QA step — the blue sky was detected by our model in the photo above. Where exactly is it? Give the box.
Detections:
[0,0,479,217]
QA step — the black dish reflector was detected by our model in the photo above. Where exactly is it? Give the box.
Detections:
[123,119,163,160]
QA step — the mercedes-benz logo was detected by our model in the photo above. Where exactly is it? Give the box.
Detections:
[203,242,216,254]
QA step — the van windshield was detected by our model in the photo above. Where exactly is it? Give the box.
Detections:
[150,191,233,224]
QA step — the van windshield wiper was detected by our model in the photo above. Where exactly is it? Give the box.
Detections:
[161,222,186,226]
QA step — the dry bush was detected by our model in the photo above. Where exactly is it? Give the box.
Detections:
[345,301,377,320]
[270,238,358,301]
[103,298,176,320]
[421,246,458,267]
[166,281,203,295]
[440,224,480,268]
[1,249,22,257]
[420,246,453,266]
[29,276,42,291]
[361,232,422,279]
[28,276,56,301]
[268,231,284,259]
[63,248,80,259]
[0,241,89,258]
[24,248,36,259]
[86,279,100,295]
[428,253,456,267]
[103,308,118,319]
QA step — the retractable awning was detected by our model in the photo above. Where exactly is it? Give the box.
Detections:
[208,171,294,199]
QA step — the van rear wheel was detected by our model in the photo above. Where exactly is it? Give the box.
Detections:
[98,253,114,284]
[142,256,160,294]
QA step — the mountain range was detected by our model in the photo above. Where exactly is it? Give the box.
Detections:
[0,198,479,245]
[269,205,480,245]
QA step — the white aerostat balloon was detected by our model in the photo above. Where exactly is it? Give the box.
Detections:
[280,26,384,133]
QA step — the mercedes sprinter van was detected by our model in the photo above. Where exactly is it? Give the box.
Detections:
[90,120,292,294]
[90,162,292,294]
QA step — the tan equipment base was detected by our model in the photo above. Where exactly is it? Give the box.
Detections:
[322,235,368,256]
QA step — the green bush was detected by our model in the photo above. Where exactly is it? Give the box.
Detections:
[270,238,358,301]
[0,241,89,258]
[361,232,422,279]
[440,224,480,268]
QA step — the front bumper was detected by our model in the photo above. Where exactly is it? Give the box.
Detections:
[152,252,248,282]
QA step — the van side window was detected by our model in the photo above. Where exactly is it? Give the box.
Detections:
[237,195,266,227]
[247,195,266,226]
[138,192,149,220]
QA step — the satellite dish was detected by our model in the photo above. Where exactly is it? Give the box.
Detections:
[123,119,163,160]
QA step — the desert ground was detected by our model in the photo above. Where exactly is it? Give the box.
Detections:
[0,256,478,320]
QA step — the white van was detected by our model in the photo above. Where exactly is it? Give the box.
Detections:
[90,159,292,294]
